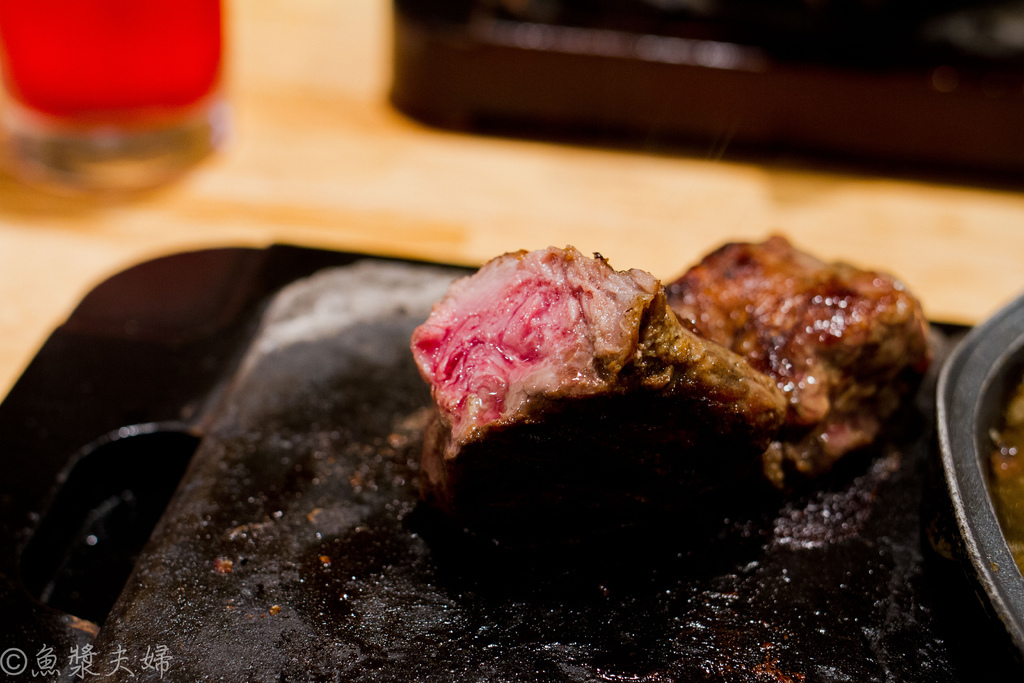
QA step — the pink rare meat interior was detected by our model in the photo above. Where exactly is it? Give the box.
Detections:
[409,245,787,534]
[411,246,657,445]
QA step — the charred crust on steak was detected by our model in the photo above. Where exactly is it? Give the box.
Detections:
[666,235,931,489]
[411,246,787,535]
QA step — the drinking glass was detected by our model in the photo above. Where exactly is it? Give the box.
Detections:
[0,0,226,193]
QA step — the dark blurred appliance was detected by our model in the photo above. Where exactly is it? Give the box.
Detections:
[391,0,1024,173]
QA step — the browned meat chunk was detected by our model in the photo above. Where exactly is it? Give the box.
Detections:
[666,235,931,488]
[411,246,787,534]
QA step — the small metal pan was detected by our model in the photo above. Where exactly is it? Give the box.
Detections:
[938,290,1024,659]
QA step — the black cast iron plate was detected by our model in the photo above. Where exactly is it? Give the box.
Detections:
[0,245,1020,682]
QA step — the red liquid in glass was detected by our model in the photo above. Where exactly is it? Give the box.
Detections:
[0,0,221,120]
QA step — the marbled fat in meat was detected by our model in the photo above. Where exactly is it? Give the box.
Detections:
[411,246,787,535]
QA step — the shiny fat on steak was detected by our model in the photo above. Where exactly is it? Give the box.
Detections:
[411,246,787,534]
[666,235,931,488]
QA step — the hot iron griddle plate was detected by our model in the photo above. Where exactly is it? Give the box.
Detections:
[0,246,1019,681]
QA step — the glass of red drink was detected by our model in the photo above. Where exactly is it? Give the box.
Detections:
[0,0,225,193]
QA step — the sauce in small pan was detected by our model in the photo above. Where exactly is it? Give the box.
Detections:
[990,376,1024,571]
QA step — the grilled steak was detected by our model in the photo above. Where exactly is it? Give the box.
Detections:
[666,235,931,488]
[411,246,787,535]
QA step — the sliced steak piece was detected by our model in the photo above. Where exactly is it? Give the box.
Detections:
[666,235,931,488]
[411,246,786,535]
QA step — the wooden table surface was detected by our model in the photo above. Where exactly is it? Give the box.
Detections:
[0,0,1022,400]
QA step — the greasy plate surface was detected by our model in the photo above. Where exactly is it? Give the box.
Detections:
[2,249,1021,681]
[87,258,1013,681]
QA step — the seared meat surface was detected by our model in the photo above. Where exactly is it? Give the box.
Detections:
[411,246,787,534]
[666,235,931,488]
